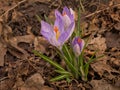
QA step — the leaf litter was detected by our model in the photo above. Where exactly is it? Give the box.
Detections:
[0,0,120,90]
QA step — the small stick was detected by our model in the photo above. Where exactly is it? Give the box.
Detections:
[0,0,27,18]
[85,4,120,18]
[0,77,8,82]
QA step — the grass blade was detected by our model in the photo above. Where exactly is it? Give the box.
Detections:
[55,70,72,76]
[63,44,73,63]
[86,55,104,65]
[33,50,65,71]
[36,14,41,22]
[50,75,68,82]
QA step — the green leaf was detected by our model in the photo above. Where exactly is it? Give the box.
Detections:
[55,49,80,76]
[44,14,49,23]
[63,44,73,63]
[55,70,72,76]
[63,55,81,76]
[66,77,71,83]
[33,50,65,71]
[84,64,89,77]
[44,15,53,24]
[50,75,69,82]
[36,14,41,22]
[77,7,81,36]
[78,37,90,68]
[86,55,104,65]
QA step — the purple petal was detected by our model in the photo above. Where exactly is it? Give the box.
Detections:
[73,44,81,56]
[72,37,85,55]
[72,37,78,46]
[55,10,63,19]
[40,20,62,48]
[62,6,71,17]
[58,22,75,44]
[62,6,74,22]
[41,20,54,40]
[62,14,71,30]
[54,12,64,33]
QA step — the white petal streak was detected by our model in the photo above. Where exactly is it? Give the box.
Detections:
[73,44,81,56]
[63,15,71,30]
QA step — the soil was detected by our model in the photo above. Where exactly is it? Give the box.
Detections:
[0,0,120,90]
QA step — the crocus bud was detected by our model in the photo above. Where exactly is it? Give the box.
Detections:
[72,37,85,57]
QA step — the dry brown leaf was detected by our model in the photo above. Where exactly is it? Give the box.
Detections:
[0,22,2,35]
[91,55,120,80]
[88,35,107,56]
[105,32,120,48]
[90,79,120,90]
[25,73,44,86]
[27,0,51,4]
[114,23,120,31]
[13,77,25,89]
[40,86,54,90]
[34,37,50,53]
[7,35,34,59]
[0,23,12,66]
[12,10,24,20]
[19,86,38,90]
[0,42,7,66]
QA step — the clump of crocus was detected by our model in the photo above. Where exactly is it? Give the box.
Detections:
[33,6,103,82]
[72,37,85,57]
[41,7,75,50]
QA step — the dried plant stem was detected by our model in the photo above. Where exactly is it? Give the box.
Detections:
[0,77,8,82]
[0,0,27,18]
[80,0,85,12]
[85,3,120,18]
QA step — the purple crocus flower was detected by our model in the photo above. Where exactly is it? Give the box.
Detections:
[62,6,75,29]
[41,7,75,50]
[72,37,85,57]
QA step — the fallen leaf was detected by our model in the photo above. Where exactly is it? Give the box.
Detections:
[40,86,54,90]
[88,35,107,56]
[105,32,120,48]
[90,79,120,90]
[34,37,49,53]
[25,73,44,89]
[8,35,35,59]
[0,42,7,66]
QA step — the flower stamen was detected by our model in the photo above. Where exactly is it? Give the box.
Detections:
[54,26,60,40]
[77,38,82,43]
[62,12,66,16]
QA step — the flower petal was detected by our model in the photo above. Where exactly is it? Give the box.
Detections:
[63,6,74,22]
[62,14,71,30]
[58,22,75,44]
[73,44,81,56]
[55,10,63,19]
[41,20,61,47]
[54,12,64,33]
[70,8,75,20]
[72,37,85,56]
[62,6,71,17]
[41,20,54,40]
[79,39,85,51]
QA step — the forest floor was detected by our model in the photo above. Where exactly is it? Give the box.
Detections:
[0,0,120,90]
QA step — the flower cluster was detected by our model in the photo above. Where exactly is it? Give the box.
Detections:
[41,7,84,52]
[33,6,102,82]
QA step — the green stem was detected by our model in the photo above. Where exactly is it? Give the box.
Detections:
[75,57,79,79]
[80,66,87,81]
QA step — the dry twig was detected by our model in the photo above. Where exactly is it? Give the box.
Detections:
[85,4,120,18]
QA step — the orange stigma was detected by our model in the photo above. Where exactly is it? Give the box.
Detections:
[54,26,58,33]
[77,38,82,43]
[62,12,66,16]
[54,26,60,40]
